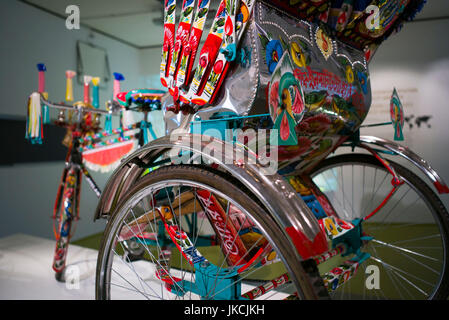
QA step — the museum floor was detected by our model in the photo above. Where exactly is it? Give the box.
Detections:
[0,234,97,299]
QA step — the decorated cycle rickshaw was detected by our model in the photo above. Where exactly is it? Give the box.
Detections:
[29,0,449,300]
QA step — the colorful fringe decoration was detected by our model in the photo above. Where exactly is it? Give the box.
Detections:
[25,92,43,144]
[41,92,50,125]
[92,77,100,109]
[80,134,136,152]
[78,123,139,144]
[80,122,140,173]
[37,63,50,125]
[82,139,137,173]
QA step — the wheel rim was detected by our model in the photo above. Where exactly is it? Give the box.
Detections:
[99,179,300,300]
[311,158,447,299]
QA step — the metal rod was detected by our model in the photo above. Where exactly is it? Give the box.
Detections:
[360,121,392,128]
[40,94,114,115]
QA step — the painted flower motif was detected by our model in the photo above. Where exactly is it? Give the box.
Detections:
[269,81,280,118]
[298,114,332,135]
[213,60,224,74]
[291,85,305,115]
[291,41,308,68]
[225,15,233,35]
[266,40,283,74]
[357,70,368,94]
[199,55,208,68]
[345,65,354,84]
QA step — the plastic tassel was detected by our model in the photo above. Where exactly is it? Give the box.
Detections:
[37,63,46,93]
[113,72,135,132]
[41,92,50,124]
[83,75,92,104]
[113,72,125,131]
[92,77,100,108]
[65,70,76,102]
[37,63,50,124]
[26,92,43,144]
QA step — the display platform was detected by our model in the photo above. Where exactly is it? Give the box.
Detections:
[0,234,97,300]
[0,234,288,300]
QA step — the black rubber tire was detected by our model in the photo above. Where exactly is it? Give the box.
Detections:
[96,165,329,300]
[310,153,449,300]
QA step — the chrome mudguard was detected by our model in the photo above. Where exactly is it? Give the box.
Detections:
[360,135,449,194]
[94,133,328,260]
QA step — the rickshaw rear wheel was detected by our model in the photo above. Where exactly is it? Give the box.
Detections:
[96,165,328,300]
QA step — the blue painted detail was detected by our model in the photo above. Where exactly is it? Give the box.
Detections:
[167,284,187,296]
[330,278,339,291]
[331,218,372,263]
[60,198,73,237]
[162,262,247,299]
[193,262,244,300]
[37,63,46,72]
[237,46,252,68]
[301,194,327,219]
[113,72,125,81]
[133,237,158,247]
[184,246,206,264]
[220,43,237,62]
[350,251,371,264]
[266,40,283,74]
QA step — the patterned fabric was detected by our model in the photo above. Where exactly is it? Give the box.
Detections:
[260,0,426,59]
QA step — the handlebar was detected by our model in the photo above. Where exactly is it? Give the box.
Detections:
[40,94,118,116]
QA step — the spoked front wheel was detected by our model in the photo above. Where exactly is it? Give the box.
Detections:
[311,153,449,300]
[96,165,325,300]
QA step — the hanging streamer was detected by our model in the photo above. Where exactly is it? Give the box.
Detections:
[37,63,50,124]
[92,77,100,109]
[25,92,43,144]
[65,70,76,102]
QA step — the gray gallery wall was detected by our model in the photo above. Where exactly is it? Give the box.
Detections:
[0,0,143,240]
[362,17,449,211]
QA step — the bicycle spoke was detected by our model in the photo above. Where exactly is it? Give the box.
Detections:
[371,239,439,262]
[310,155,448,300]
